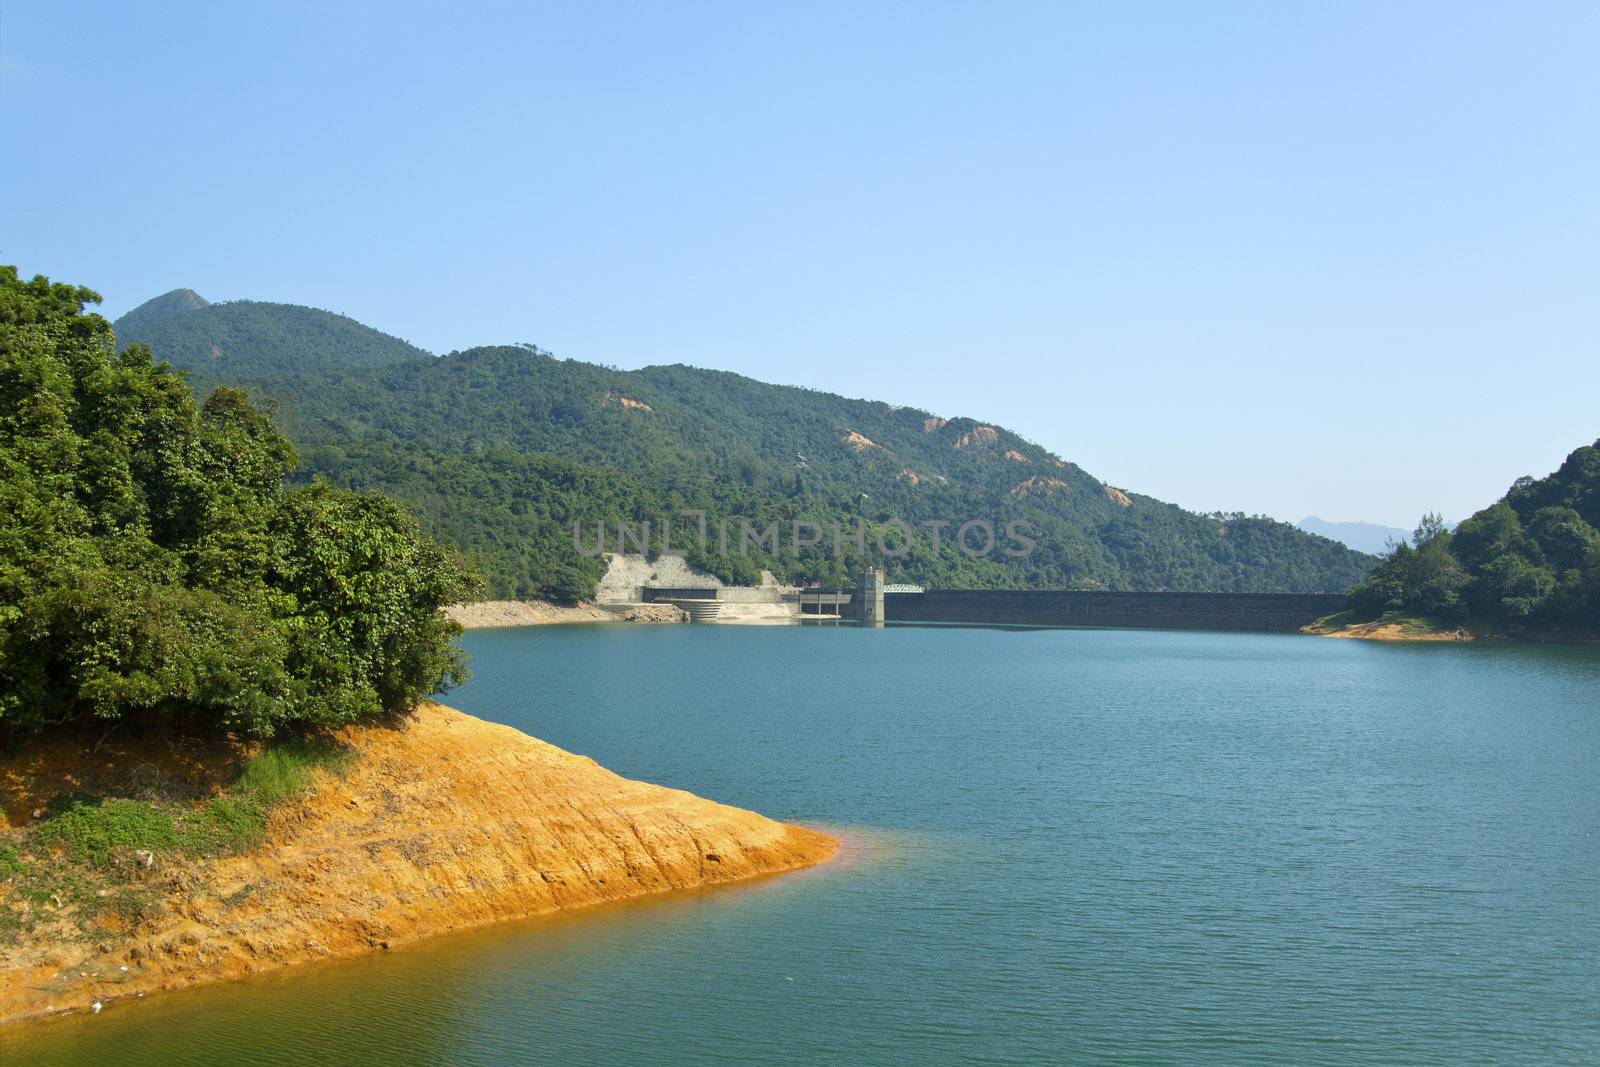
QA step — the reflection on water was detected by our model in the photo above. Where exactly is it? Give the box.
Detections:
[6,626,1599,1066]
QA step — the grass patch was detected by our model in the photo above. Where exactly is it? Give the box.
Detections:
[233,737,353,808]
[25,737,352,867]
[9,862,101,925]
[193,795,269,852]
[1,734,356,944]
[0,839,24,878]
[28,793,274,866]
[32,797,182,866]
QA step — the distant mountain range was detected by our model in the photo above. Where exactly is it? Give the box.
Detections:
[1296,517,1410,555]
[109,288,1377,601]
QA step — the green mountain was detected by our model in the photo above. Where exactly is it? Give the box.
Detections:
[110,295,1377,601]
[113,293,431,383]
[1349,441,1600,634]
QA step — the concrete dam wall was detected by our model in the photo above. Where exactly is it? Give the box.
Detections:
[884,590,1347,632]
[640,577,1347,632]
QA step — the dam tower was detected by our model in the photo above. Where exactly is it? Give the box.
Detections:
[857,568,885,627]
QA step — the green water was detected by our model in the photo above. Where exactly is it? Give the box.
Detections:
[8,626,1600,1065]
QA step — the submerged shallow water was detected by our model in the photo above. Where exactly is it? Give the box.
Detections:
[9,625,1600,1065]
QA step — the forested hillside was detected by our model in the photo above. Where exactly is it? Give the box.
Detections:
[113,291,431,384]
[113,295,1376,600]
[1348,442,1600,635]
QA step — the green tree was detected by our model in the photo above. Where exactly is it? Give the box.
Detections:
[1450,503,1525,571]
[269,482,474,725]
[1412,512,1450,546]
[1347,519,1468,619]
[0,267,476,738]
[1471,554,1556,619]
[1525,506,1596,572]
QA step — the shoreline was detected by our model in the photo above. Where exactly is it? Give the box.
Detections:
[444,600,686,629]
[1303,618,1476,642]
[1302,614,1599,646]
[0,704,836,1025]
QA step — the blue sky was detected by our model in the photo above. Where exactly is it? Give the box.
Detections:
[4,1,1596,528]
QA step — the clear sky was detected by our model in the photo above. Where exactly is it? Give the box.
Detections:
[4,2,1596,528]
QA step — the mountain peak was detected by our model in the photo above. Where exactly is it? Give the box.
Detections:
[114,288,210,337]
[158,287,209,309]
[111,294,431,379]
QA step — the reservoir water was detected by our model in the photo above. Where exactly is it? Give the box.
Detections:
[9,625,1600,1065]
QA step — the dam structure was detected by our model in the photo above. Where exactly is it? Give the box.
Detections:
[881,587,1346,633]
[640,572,1345,633]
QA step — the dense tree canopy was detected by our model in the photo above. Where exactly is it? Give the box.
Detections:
[0,268,475,738]
[1349,443,1600,634]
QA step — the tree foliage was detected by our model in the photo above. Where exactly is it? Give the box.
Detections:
[1349,444,1600,633]
[0,267,476,738]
